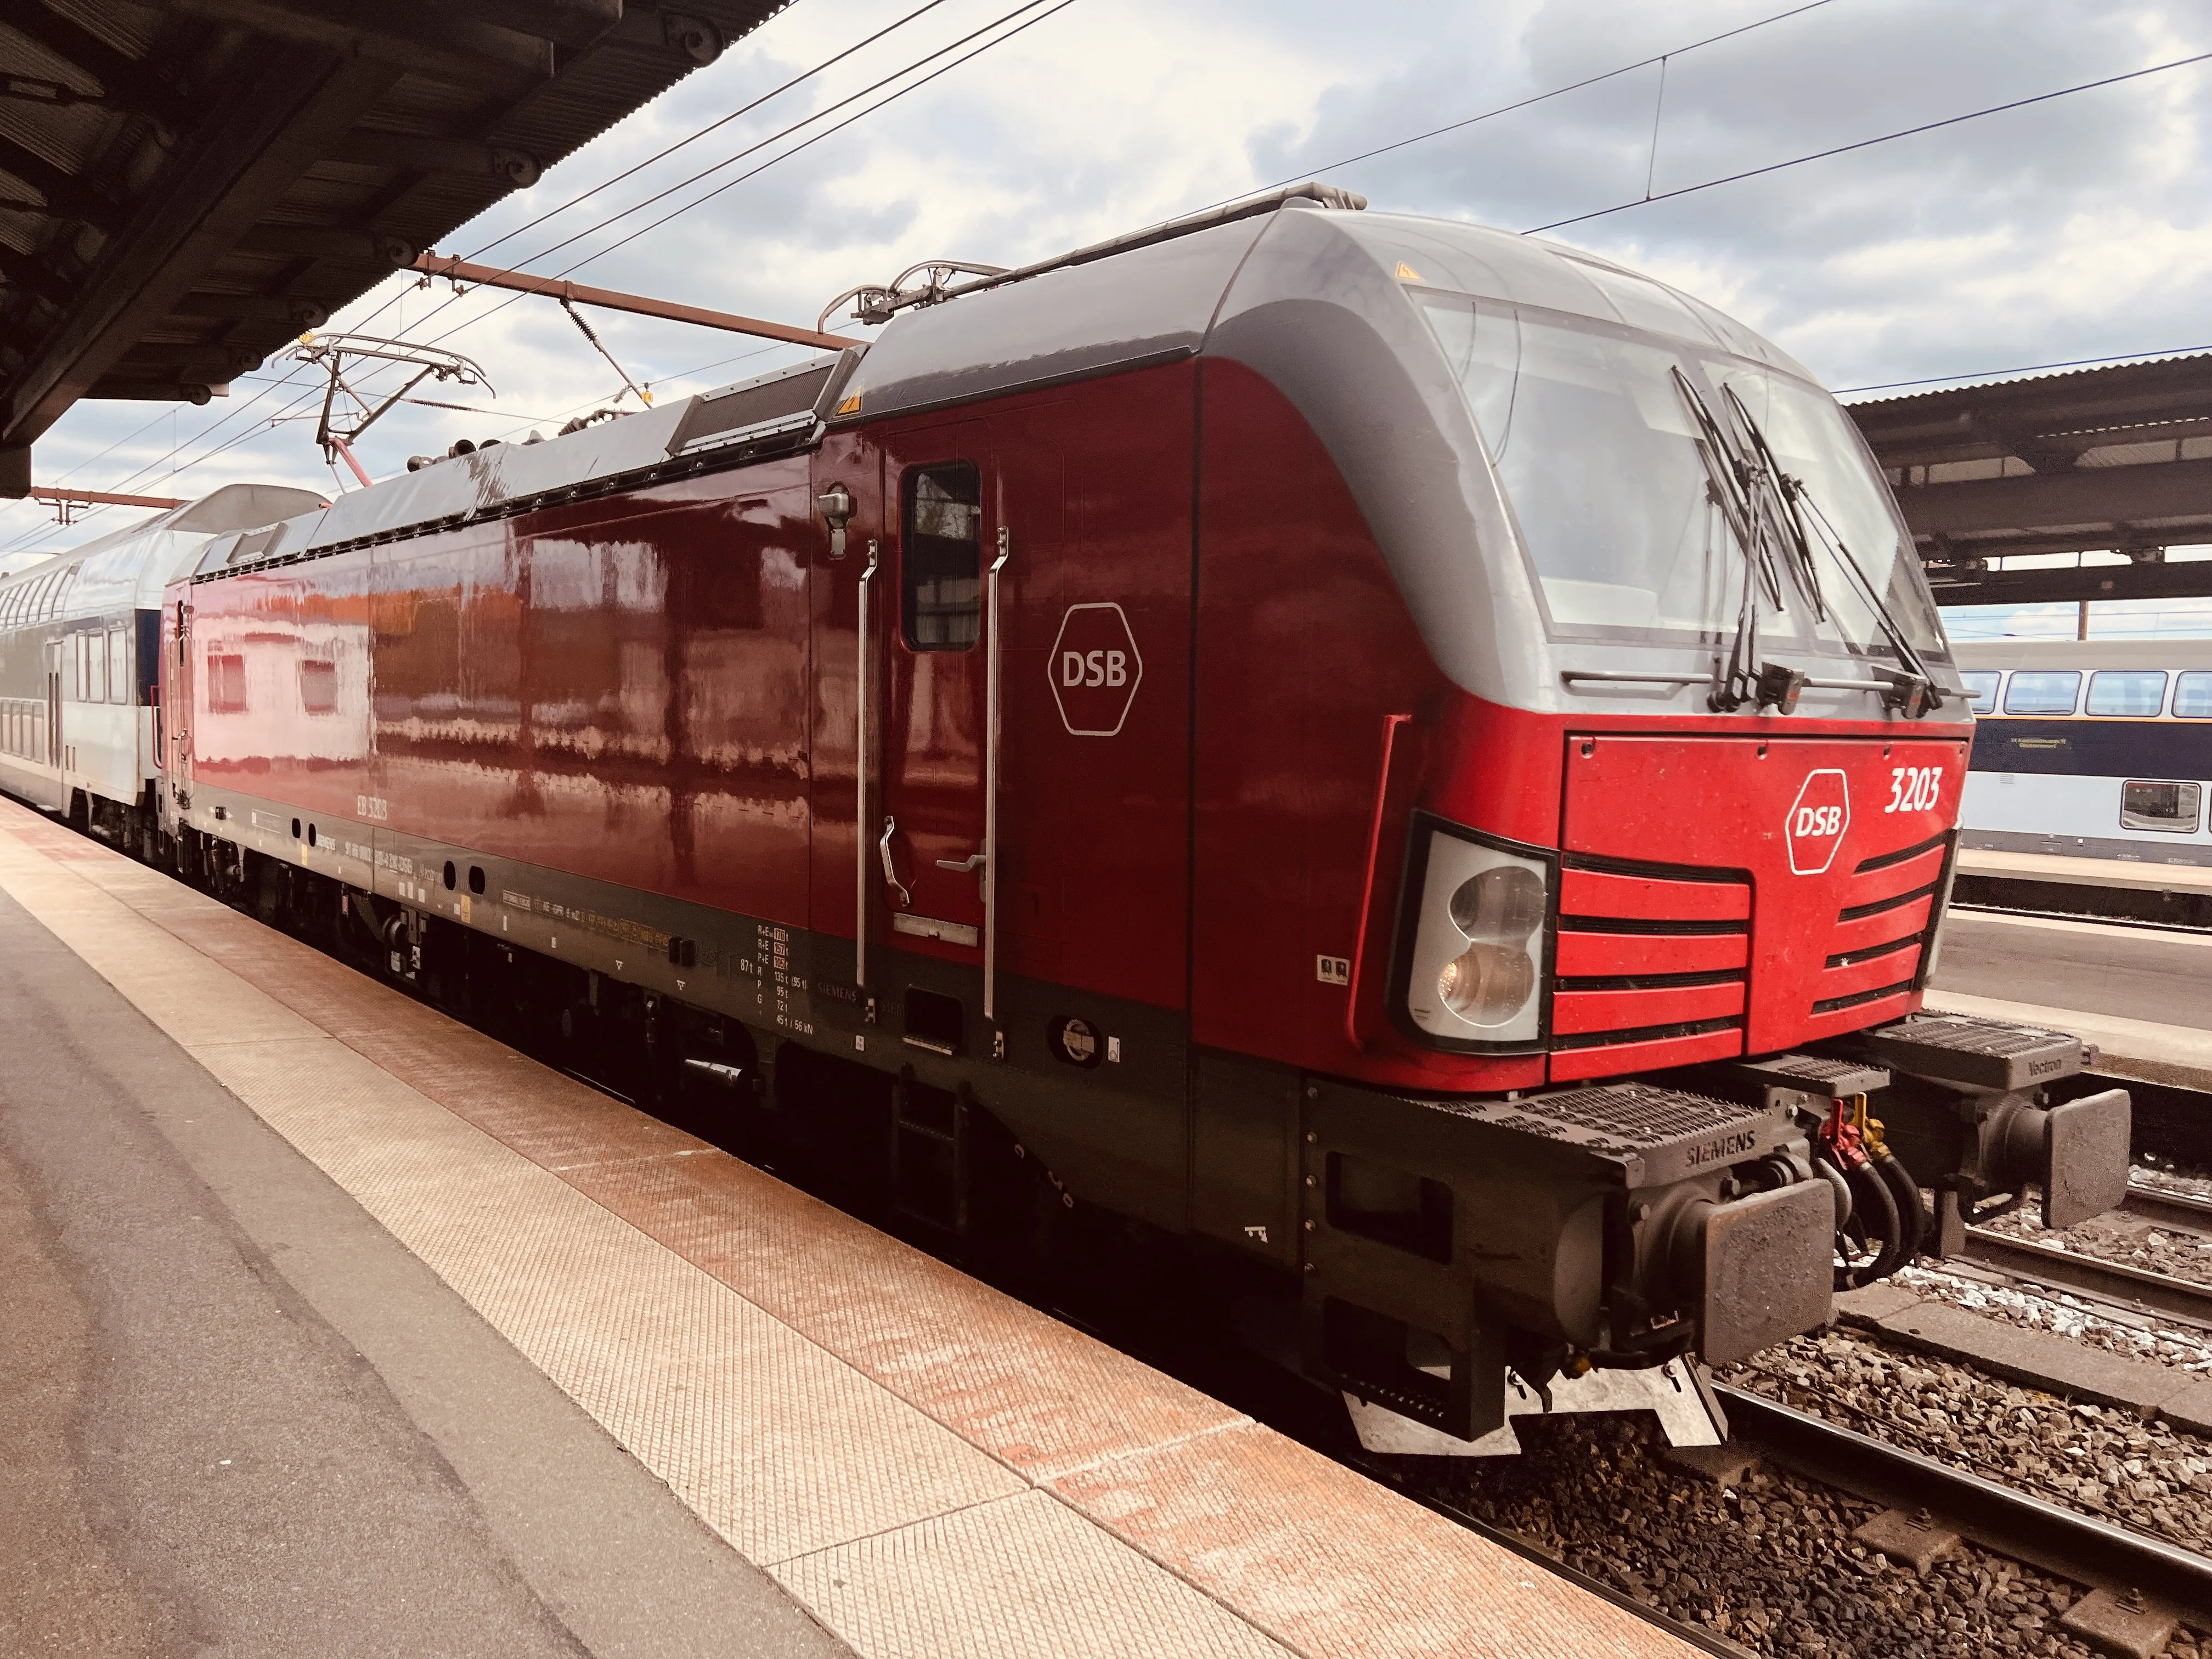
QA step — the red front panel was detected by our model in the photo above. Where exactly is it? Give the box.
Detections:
[1560,734,1968,1059]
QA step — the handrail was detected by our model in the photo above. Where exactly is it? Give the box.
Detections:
[1345,713,1413,1053]
[1559,670,1705,687]
[855,539,879,1008]
[984,524,1011,1054]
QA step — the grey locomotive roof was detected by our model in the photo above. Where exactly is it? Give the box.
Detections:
[189,352,851,577]
[183,197,1822,584]
[141,194,1873,716]
[835,202,1813,426]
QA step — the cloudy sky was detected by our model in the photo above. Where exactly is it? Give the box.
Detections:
[7,0,2211,631]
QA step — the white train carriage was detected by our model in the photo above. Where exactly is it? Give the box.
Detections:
[0,484,324,843]
[1955,637,2212,867]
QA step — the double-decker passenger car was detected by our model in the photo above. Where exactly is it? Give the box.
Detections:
[1957,637,2212,867]
[2,189,2130,1451]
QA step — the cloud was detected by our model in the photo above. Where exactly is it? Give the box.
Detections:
[9,0,2211,583]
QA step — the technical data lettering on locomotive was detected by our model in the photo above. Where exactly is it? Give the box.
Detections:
[748,922,813,1035]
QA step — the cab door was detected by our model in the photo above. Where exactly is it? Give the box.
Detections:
[876,426,996,950]
[163,597,194,804]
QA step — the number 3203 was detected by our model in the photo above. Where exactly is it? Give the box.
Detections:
[1886,766,1942,813]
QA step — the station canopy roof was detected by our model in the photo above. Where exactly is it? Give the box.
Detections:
[1847,352,2212,606]
[0,0,785,494]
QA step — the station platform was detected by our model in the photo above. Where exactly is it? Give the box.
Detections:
[1929,907,2212,1089]
[0,795,1686,1659]
[1957,847,2212,896]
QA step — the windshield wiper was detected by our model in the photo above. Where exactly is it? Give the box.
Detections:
[1673,368,1945,720]
[1673,368,1795,713]
[1724,387,1945,718]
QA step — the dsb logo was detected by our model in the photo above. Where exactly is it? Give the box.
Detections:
[1784,769,1851,876]
[1049,602,1144,737]
[1061,648,1129,688]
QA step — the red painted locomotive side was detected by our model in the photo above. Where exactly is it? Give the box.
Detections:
[169,351,1975,1094]
[182,461,822,933]
[810,363,1197,1011]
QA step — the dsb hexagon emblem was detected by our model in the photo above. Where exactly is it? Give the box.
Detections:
[1050,602,1143,736]
[1786,769,1850,876]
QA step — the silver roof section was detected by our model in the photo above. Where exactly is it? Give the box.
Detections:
[191,352,851,577]
[0,482,329,617]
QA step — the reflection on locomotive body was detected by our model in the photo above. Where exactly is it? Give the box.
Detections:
[193,606,371,766]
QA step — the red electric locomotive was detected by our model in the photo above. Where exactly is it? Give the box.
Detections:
[141,185,2128,1448]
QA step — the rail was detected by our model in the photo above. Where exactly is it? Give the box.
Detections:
[1716,1385,2212,1629]
[1960,1224,2212,1329]
[2123,1184,2212,1232]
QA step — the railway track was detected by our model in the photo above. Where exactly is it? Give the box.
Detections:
[1957,1188,2212,1331]
[1717,1385,2212,1635]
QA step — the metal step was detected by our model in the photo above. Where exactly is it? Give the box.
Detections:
[1730,1053,1891,1100]
[889,1070,967,1232]
[1851,1011,2092,1092]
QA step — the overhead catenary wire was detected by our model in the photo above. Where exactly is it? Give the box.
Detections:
[1190,0,1842,219]
[208,0,957,388]
[3,0,1077,537]
[397,0,1069,358]
[1835,346,2212,396]
[252,0,1066,453]
[456,0,955,270]
[1523,47,2212,233]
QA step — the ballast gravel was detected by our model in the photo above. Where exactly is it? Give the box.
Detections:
[1883,1263,2212,1374]
[1726,1327,2212,1555]
[1984,1200,2212,1291]
[1417,1412,2193,1659]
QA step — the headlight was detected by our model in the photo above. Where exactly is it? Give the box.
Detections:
[1397,814,1551,1049]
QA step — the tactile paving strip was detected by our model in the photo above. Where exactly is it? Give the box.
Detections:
[0,799,1690,1659]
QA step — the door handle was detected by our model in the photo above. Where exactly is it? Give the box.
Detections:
[936,850,985,899]
[878,814,911,909]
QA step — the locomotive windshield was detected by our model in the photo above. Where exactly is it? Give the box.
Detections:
[1419,295,1943,662]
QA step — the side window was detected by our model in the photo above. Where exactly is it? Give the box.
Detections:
[2121,780,2202,834]
[901,461,981,651]
[2175,672,2212,719]
[2086,670,2166,716]
[2004,670,2080,715]
[86,630,108,704]
[108,626,128,704]
[1959,671,1999,714]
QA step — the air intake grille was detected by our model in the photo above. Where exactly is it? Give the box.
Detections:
[1804,834,1948,1031]
[1549,854,1750,1081]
